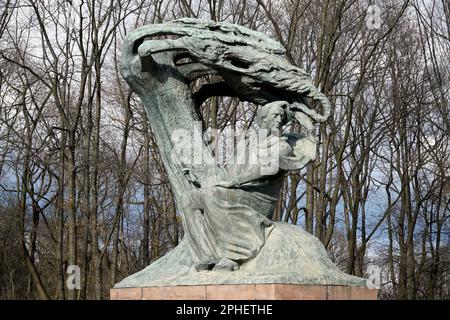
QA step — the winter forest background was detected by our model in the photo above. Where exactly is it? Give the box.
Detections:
[0,0,449,300]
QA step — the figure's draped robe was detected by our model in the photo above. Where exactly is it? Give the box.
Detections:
[181,132,317,263]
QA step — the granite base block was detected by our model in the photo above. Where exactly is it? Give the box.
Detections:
[110,284,378,300]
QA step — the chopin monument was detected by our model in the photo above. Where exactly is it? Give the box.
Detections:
[111,18,377,300]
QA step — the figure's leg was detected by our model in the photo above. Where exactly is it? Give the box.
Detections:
[180,191,221,269]
[212,257,240,271]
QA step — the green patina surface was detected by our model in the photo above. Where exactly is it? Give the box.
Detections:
[116,18,373,289]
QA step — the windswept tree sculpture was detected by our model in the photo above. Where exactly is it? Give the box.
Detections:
[117,18,370,287]
[121,18,330,197]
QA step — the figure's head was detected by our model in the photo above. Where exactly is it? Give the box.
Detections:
[257,101,289,132]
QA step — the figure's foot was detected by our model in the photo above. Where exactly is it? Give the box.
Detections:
[194,257,218,271]
[212,258,240,271]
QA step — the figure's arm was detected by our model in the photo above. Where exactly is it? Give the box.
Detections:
[214,165,268,188]
[291,109,315,133]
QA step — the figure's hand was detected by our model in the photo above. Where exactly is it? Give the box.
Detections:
[214,179,240,188]
[292,111,315,133]
[182,168,201,188]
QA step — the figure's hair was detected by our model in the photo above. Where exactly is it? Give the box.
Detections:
[256,101,291,127]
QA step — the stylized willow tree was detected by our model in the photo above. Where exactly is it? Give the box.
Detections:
[121,18,330,202]
[118,18,370,288]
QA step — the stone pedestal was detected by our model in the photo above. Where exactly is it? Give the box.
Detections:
[110,284,378,300]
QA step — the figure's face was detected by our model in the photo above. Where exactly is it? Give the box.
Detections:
[265,105,287,132]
